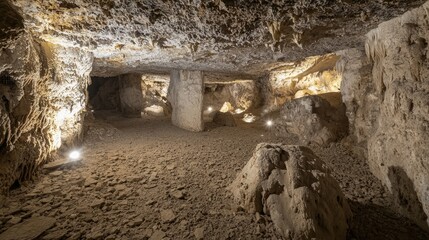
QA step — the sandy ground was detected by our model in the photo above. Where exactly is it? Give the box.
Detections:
[0,112,428,240]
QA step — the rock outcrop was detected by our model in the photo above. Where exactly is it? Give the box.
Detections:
[273,94,348,146]
[229,144,352,239]
[339,2,429,230]
[0,3,93,194]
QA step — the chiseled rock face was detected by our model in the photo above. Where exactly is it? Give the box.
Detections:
[340,3,429,230]
[168,70,204,132]
[273,94,348,146]
[8,0,425,76]
[229,144,352,239]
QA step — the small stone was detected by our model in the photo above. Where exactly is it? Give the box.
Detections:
[42,229,68,240]
[149,230,166,240]
[84,178,97,187]
[105,235,116,240]
[49,171,63,177]
[114,184,126,192]
[0,216,56,240]
[149,172,158,182]
[90,198,105,208]
[170,190,185,199]
[7,216,22,225]
[86,230,104,240]
[160,209,176,223]
[41,196,53,204]
[129,217,143,227]
[194,227,205,239]
[143,228,153,238]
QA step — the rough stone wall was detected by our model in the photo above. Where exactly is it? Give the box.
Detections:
[337,48,374,153]
[119,74,144,117]
[340,3,429,230]
[204,81,257,112]
[168,70,204,132]
[0,3,93,194]
[89,77,121,111]
[141,75,170,116]
[40,42,93,147]
[261,53,341,111]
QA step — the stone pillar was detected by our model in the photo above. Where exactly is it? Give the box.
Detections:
[119,74,143,118]
[168,70,204,132]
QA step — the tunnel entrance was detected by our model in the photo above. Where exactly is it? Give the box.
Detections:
[88,74,172,120]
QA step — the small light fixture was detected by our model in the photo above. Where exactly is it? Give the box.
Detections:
[234,108,244,114]
[207,106,213,112]
[68,150,81,161]
[266,120,274,127]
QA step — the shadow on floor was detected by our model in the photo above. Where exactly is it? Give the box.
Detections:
[348,201,429,240]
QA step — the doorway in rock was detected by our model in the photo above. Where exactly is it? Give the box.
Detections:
[88,74,171,120]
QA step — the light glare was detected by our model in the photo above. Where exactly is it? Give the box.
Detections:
[207,106,213,112]
[266,120,274,127]
[69,150,81,161]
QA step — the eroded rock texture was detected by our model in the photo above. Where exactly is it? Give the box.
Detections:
[340,3,429,230]
[8,0,425,76]
[0,3,93,194]
[260,53,341,111]
[229,144,352,239]
[273,94,348,146]
[204,81,258,112]
[141,75,171,116]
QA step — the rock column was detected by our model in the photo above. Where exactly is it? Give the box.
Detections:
[168,70,204,132]
[119,74,143,118]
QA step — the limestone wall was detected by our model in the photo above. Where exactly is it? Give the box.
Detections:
[0,3,93,194]
[340,2,429,229]
[204,81,258,112]
[261,53,341,111]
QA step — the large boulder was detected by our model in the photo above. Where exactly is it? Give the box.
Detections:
[274,94,348,146]
[228,143,352,240]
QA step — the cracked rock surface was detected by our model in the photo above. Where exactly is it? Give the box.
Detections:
[9,0,425,76]
[229,143,352,239]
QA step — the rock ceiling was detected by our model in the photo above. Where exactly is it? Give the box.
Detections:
[9,0,426,77]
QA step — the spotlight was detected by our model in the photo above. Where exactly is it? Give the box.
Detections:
[207,106,213,112]
[234,108,245,114]
[68,150,81,161]
[266,120,274,127]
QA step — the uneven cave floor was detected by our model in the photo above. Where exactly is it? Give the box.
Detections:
[1,113,428,240]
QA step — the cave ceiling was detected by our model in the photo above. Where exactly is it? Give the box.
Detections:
[8,0,426,77]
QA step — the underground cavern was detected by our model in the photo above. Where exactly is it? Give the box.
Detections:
[1,0,429,239]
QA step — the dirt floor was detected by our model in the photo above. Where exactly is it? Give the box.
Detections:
[0,112,428,240]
